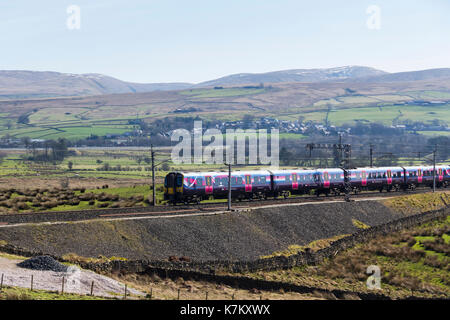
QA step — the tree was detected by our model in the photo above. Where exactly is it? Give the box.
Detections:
[279,147,293,165]
[243,114,255,129]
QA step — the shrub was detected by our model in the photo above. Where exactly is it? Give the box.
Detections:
[15,202,29,210]
[97,202,109,208]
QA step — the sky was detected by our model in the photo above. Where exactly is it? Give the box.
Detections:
[0,0,449,83]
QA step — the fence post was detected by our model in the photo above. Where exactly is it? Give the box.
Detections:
[205,291,208,300]
[150,288,152,300]
[61,276,65,294]
[124,284,127,299]
[90,281,94,296]
[177,288,180,300]
[0,274,3,291]
[31,275,33,291]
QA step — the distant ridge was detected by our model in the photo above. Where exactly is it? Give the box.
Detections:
[0,70,192,99]
[0,66,449,99]
[345,68,450,83]
[196,66,388,87]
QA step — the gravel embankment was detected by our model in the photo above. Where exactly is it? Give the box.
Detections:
[0,200,404,262]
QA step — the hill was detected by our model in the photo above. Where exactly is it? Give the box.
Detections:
[0,70,192,99]
[197,66,387,87]
[351,68,450,83]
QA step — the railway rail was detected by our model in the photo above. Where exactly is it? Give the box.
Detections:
[0,187,439,226]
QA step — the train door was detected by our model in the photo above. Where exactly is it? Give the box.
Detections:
[292,173,298,190]
[417,169,422,183]
[245,175,252,192]
[387,170,392,185]
[438,168,443,182]
[323,172,330,188]
[361,170,367,186]
[205,176,213,194]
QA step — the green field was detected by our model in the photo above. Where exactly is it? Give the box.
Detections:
[179,87,267,99]
[327,104,450,126]
[0,89,448,141]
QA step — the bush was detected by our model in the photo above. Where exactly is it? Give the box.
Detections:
[97,202,109,208]
[42,201,58,209]
[15,202,29,210]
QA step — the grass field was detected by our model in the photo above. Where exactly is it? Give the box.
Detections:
[0,88,448,141]
[237,213,450,299]
[179,87,267,99]
[327,104,450,126]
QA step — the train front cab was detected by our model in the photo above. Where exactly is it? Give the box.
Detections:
[164,172,184,204]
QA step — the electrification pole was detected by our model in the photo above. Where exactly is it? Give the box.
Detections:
[151,145,156,206]
[227,163,232,211]
[433,145,436,193]
[369,144,373,167]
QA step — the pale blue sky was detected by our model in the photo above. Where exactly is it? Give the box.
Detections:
[1,0,449,83]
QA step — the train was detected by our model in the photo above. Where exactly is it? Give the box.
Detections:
[164,165,450,204]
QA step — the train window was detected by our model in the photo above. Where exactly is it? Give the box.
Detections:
[197,177,203,185]
[166,174,175,187]
[176,175,183,187]
[254,176,264,185]
[231,177,242,186]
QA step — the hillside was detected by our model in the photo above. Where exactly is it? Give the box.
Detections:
[0,70,192,99]
[0,66,449,141]
[197,66,387,87]
[350,68,450,83]
[0,200,405,261]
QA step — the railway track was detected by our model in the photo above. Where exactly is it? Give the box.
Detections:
[0,187,441,226]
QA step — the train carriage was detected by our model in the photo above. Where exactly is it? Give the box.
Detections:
[443,165,450,187]
[165,170,272,204]
[229,170,272,200]
[403,166,442,189]
[270,169,320,198]
[349,167,404,192]
[315,168,345,196]
[404,165,449,189]
[164,163,450,204]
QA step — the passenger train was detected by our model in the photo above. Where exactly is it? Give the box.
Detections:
[164,165,450,204]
